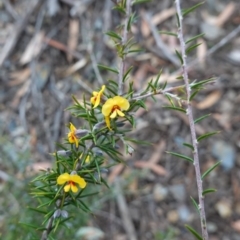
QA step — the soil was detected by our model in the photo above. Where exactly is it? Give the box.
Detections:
[1,0,240,239]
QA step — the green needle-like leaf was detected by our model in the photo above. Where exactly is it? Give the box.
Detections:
[185,225,203,240]
[186,43,202,54]
[183,142,194,150]
[106,31,122,40]
[194,114,211,124]
[132,0,151,5]
[163,106,186,113]
[175,50,183,64]
[201,161,221,179]
[202,188,217,196]
[190,197,200,215]
[182,2,204,17]
[197,131,220,142]
[98,64,119,74]
[159,31,177,37]
[166,151,194,163]
[186,33,205,44]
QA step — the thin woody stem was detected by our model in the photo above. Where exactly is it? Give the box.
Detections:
[118,0,131,96]
[175,0,209,239]
[131,84,185,102]
[41,216,54,240]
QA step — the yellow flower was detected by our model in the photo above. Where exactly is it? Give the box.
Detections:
[102,96,130,129]
[80,153,90,163]
[57,172,87,193]
[68,123,79,147]
[91,85,105,108]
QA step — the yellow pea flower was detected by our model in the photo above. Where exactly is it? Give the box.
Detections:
[68,123,79,147]
[80,153,90,163]
[102,96,130,129]
[57,172,87,193]
[91,85,105,108]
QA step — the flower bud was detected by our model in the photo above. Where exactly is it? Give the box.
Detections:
[61,210,69,218]
[54,209,61,219]
[93,121,106,131]
[75,129,89,138]
[56,150,72,157]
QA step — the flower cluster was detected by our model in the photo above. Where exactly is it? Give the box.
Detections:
[56,85,130,194]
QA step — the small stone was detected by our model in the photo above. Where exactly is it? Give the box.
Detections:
[167,210,179,223]
[153,184,168,202]
[169,184,186,202]
[200,22,223,40]
[215,199,232,218]
[178,205,193,222]
[212,141,236,171]
[227,50,240,64]
[207,222,217,233]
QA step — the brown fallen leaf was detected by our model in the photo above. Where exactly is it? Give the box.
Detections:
[141,8,176,37]
[196,91,222,109]
[67,18,79,62]
[20,31,45,65]
[215,2,236,27]
[108,164,124,184]
[134,161,168,176]
[232,220,240,232]
[9,68,30,86]
[197,38,207,69]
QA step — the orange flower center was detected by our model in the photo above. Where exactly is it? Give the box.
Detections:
[68,181,76,186]
[111,105,120,113]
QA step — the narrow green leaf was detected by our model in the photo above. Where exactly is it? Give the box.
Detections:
[128,48,145,53]
[176,13,180,27]
[201,161,221,180]
[28,207,47,215]
[197,131,220,142]
[159,31,177,37]
[123,66,133,82]
[154,69,162,87]
[194,114,211,124]
[98,64,119,74]
[190,78,215,89]
[165,94,175,107]
[163,106,186,113]
[186,33,205,44]
[166,151,193,163]
[132,0,151,5]
[19,222,41,229]
[127,13,136,31]
[106,31,122,40]
[176,75,183,80]
[183,142,194,150]
[186,43,202,54]
[189,90,199,101]
[182,2,204,17]
[185,225,203,240]
[175,50,183,64]
[190,196,200,214]
[202,188,217,196]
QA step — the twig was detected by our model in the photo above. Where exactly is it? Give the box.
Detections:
[173,25,240,75]
[0,0,41,67]
[144,13,180,67]
[41,216,54,240]
[131,84,186,103]
[3,0,19,20]
[114,178,137,240]
[175,1,208,239]
[118,0,131,95]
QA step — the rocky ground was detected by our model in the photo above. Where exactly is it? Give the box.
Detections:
[1,0,240,239]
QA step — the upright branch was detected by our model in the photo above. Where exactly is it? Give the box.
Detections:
[175,1,209,239]
[118,0,132,95]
